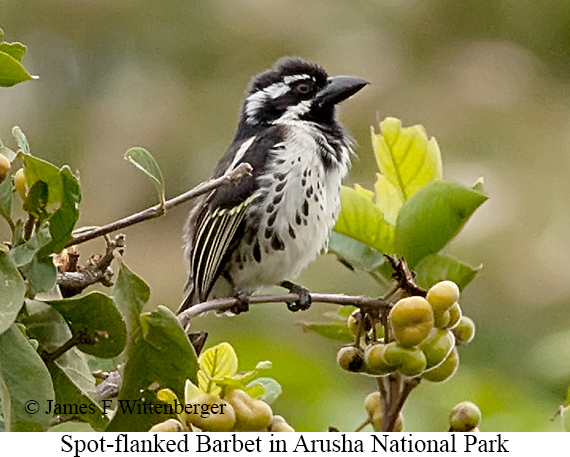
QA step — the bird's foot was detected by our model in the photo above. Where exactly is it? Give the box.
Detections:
[229,290,250,315]
[281,280,312,312]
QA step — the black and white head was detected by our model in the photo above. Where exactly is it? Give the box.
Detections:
[236,57,368,139]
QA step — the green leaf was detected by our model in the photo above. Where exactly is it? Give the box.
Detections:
[106,306,198,432]
[22,300,107,430]
[333,185,395,255]
[0,42,27,62]
[0,50,34,87]
[48,422,97,432]
[374,173,403,225]
[9,223,51,267]
[198,342,238,395]
[215,360,273,393]
[300,321,353,342]
[21,153,63,206]
[395,180,488,267]
[371,117,442,201]
[0,252,26,336]
[0,170,13,226]
[12,126,30,156]
[0,143,17,162]
[37,166,81,257]
[46,292,127,358]
[124,147,165,206]
[19,255,57,297]
[23,180,49,219]
[414,253,481,291]
[245,377,282,404]
[0,323,55,431]
[113,263,150,335]
[328,232,386,273]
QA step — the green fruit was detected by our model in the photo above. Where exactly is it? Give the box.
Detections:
[446,302,462,329]
[347,309,372,337]
[449,401,482,431]
[364,344,395,376]
[452,316,476,345]
[433,310,450,328]
[0,154,10,184]
[225,389,273,431]
[371,410,403,432]
[148,418,184,432]
[422,347,459,382]
[337,346,365,372]
[426,280,459,315]
[184,393,236,432]
[419,328,455,369]
[389,296,434,347]
[398,347,427,377]
[13,168,27,200]
[364,391,381,417]
[269,415,295,432]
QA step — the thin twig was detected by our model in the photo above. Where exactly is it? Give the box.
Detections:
[177,292,389,328]
[382,377,421,432]
[65,162,253,247]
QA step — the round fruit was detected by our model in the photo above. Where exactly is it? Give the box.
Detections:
[422,347,459,383]
[426,280,460,315]
[0,154,10,184]
[446,302,462,329]
[148,418,184,432]
[452,316,476,345]
[364,391,381,417]
[398,347,427,377]
[433,310,450,328]
[184,393,235,432]
[225,389,273,431]
[364,343,395,376]
[419,328,455,369]
[269,415,295,432]
[13,168,27,200]
[389,296,434,347]
[347,309,372,337]
[337,346,365,372]
[449,401,482,432]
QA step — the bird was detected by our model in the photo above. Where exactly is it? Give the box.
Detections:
[178,57,368,315]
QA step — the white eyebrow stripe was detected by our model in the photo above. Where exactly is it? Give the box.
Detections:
[244,82,291,123]
[283,74,313,84]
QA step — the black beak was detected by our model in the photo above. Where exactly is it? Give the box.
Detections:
[315,76,369,107]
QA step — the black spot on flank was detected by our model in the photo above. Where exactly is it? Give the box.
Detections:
[303,219,308,226]
[306,186,313,198]
[276,181,286,192]
[308,169,312,177]
[273,193,283,205]
[288,224,296,239]
[317,215,321,221]
[265,228,273,239]
[295,212,302,225]
[271,234,285,251]
[253,242,261,262]
[297,157,301,162]
[268,211,277,227]
[313,194,319,203]
[316,181,321,190]
[301,178,306,187]
[302,200,309,216]
[274,172,287,181]
[275,158,286,165]
[266,204,275,213]
[303,169,308,177]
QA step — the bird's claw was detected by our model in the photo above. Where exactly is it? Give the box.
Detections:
[281,281,312,312]
[229,290,250,315]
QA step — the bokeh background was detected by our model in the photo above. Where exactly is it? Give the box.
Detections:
[2,0,570,432]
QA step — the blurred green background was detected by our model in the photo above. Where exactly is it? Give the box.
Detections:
[2,0,570,432]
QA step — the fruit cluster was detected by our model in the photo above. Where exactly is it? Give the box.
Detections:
[338,280,475,383]
[150,389,294,433]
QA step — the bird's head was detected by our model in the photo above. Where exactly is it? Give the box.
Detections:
[237,57,368,136]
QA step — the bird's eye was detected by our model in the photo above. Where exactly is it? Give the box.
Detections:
[296,82,311,94]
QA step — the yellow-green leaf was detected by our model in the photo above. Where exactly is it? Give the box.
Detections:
[198,342,238,395]
[374,173,403,225]
[371,117,442,201]
[334,186,394,255]
[184,379,201,404]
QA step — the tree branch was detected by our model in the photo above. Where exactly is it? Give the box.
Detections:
[65,162,253,247]
[177,292,389,328]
